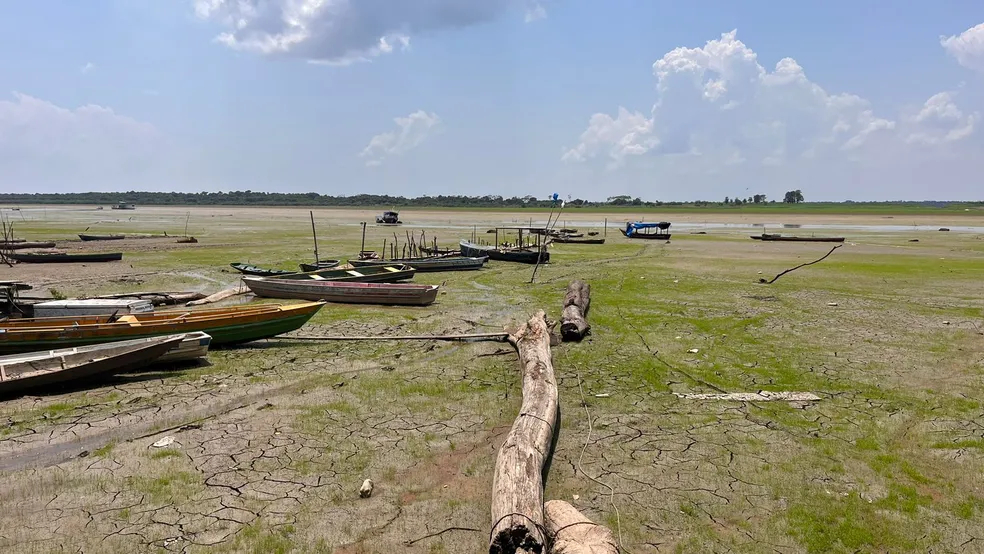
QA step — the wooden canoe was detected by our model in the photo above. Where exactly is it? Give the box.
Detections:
[551,237,606,245]
[79,234,125,241]
[298,260,341,272]
[0,334,186,395]
[0,302,325,354]
[619,229,671,240]
[265,264,415,283]
[750,234,845,242]
[459,241,548,264]
[229,263,299,276]
[243,278,438,306]
[8,252,123,263]
[348,256,487,272]
[1,241,57,250]
[419,246,457,256]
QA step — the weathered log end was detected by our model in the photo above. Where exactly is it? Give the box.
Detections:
[489,524,545,554]
[561,280,591,342]
[544,500,618,554]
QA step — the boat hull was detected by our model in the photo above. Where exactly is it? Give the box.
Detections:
[9,252,123,263]
[229,263,298,276]
[0,303,324,354]
[79,234,125,241]
[298,260,341,272]
[0,334,186,395]
[1,241,57,250]
[619,229,671,240]
[267,264,415,283]
[459,241,548,264]
[244,278,438,306]
[552,238,606,245]
[750,235,845,242]
[348,256,487,272]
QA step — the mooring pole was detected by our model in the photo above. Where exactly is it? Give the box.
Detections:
[310,211,320,264]
[360,221,367,254]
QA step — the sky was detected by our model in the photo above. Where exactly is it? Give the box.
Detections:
[0,1,982,202]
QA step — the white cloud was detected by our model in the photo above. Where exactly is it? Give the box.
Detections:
[941,23,984,73]
[81,62,95,74]
[564,30,977,172]
[195,0,543,64]
[0,93,168,190]
[360,110,441,166]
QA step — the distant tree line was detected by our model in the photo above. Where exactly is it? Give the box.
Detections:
[0,190,979,208]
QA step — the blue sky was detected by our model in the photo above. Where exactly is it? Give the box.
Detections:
[0,1,982,201]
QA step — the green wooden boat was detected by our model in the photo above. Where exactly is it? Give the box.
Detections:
[0,302,325,354]
[230,263,299,276]
[266,264,415,283]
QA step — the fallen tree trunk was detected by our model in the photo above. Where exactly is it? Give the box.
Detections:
[544,500,618,554]
[186,286,246,306]
[560,280,590,342]
[490,310,558,554]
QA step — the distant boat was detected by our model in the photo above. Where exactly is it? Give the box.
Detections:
[349,256,487,272]
[8,252,122,263]
[375,211,401,224]
[0,241,57,250]
[419,246,457,256]
[459,240,548,264]
[750,234,845,243]
[244,278,438,306]
[0,302,325,354]
[551,237,606,245]
[229,263,298,277]
[298,260,341,272]
[79,234,125,241]
[620,222,671,240]
[266,264,416,283]
[111,202,136,210]
[0,334,187,395]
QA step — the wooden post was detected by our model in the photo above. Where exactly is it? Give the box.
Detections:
[360,222,367,254]
[490,311,558,554]
[604,218,607,237]
[560,280,590,342]
[309,211,319,264]
[543,500,618,554]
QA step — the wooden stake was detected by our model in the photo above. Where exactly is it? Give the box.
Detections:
[561,280,591,341]
[543,500,618,554]
[490,311,557,554]
[309,211,319,264]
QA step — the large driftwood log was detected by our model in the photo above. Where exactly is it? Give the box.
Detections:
[544,500,618,554]
[491,311,558,554]
[560,280,590,342]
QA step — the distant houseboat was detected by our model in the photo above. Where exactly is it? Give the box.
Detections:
[111,201,136,210]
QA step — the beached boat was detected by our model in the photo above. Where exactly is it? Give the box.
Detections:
[229,263,299,277]
[551,237,606,245]
[266,264,415,283]
[8,252,123,263]
[0,302,325,354]
[620,222,672,240]
[459,240,548,264]
[419,246,457,256]
[0,334,187,395]
[244,278,438,306]
[298,260,341,272]
[348,256,487,272]
[79,234,125,241]
[0,241,57,250]
[750,234,845,243]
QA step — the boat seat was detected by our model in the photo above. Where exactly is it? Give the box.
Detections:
[117,315,142,326]
[0,365,6,382]
[346,270,364,276]
[311,275,325,280]
[384,267,398,272]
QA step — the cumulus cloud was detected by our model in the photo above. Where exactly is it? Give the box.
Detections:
[564,30,977,172]
[941,23,984,73]
[360,110,441,166]
[0,93,168,190]
[195,0,544,64]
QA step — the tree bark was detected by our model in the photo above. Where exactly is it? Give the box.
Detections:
[490,311,558,554]
[560,280,590,342]
[544,500,618,554]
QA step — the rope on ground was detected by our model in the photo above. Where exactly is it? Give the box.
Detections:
[573,365,632,553]
[275,332,510,342]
